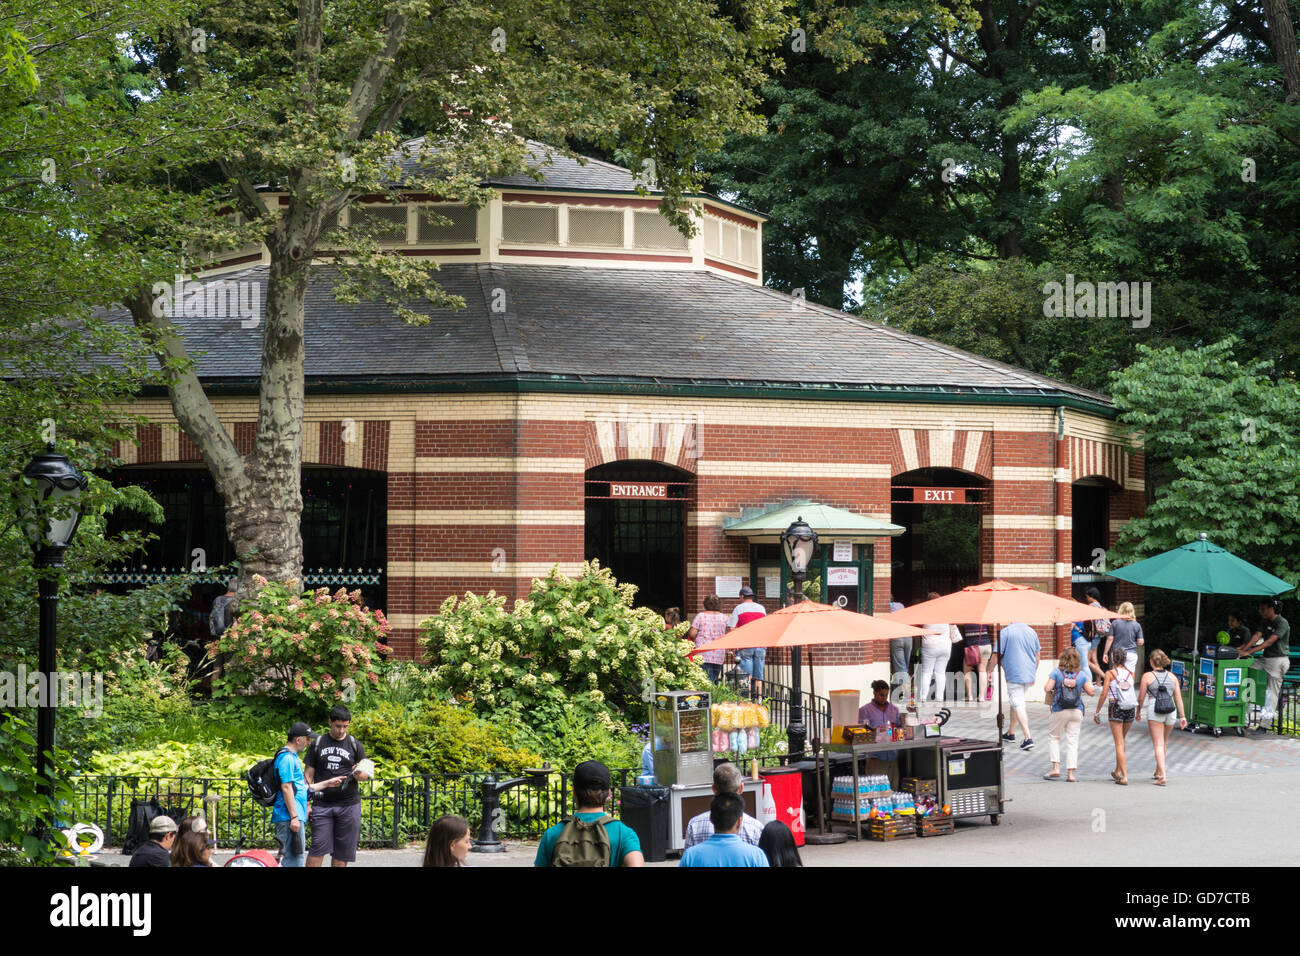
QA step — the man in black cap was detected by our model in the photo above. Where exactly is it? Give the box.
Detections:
[273,721,343,866]
[728,585,768,697]
[128,814,177,867]
[534,761,644,867]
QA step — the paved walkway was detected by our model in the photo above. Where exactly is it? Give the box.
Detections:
[89,704,1300,867]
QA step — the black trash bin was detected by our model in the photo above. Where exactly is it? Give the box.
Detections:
[619,786,670,863]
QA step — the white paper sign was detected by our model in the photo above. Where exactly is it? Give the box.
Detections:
[715,576,742,598]
[833,539,853,562]
[827,566,859,586]
[764,575,781,599]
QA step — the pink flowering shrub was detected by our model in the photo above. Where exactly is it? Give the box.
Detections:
[209,575,391,709]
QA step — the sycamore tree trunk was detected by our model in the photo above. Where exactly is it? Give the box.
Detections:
[124,0,408,599]
[1263,0,1300,103]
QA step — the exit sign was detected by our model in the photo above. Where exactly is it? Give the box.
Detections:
[919,488,966,503]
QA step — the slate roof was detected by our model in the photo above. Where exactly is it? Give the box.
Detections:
[116,263,1110,406]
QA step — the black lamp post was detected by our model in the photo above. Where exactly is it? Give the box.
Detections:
[781,517,818,759]
[16,444,88,805]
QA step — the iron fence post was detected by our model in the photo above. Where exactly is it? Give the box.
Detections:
[391,778,403,849]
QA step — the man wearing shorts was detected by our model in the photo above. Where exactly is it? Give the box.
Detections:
[305,705,370,867]
[728,587,768,696]
[992,622,1040,750]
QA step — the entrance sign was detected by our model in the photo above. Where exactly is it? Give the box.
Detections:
[610,482,669,499]
[832,540,853,562]
[715,576,742,598]
[827,566,859,586]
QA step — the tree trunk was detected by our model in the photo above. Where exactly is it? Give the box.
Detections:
[1264,0,1300,103]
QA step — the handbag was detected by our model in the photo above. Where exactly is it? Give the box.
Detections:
[963,644,981,667]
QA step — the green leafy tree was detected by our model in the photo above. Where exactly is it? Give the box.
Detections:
[1106,338,1300,585]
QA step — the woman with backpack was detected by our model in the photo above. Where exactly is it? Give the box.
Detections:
[1094,647,1140,785]
[1042,648,1096,782]
[1135,650,1187,786]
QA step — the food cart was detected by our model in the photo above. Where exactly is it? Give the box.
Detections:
[650,690,763,852]
[1171,646,1264,736]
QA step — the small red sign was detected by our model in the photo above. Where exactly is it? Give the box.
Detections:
[610,482,669,499]
[918,488,967,504]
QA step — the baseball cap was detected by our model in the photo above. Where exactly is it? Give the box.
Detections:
[149,815,179,835]
[739,586,754,597]
[573,760,611,790]
[287,721,317,741]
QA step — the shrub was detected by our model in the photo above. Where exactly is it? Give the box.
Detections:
[350,699,541,775]
[419,560,707,731]
[211,576,392,709]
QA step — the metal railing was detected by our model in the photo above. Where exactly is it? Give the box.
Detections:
[70,769,645,850]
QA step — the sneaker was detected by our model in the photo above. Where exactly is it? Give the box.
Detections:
[1020,738,1035,751]
[1000,732,1015,743]
[985,686,992,702]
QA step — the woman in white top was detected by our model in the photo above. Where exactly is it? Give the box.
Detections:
[1093,647,1139,785]
[1135,649,1187,786]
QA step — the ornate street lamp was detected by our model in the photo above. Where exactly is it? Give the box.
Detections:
[781,517,818,758]
[16,444,88,804]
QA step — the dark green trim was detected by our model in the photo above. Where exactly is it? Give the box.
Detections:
[141,375,1114,417]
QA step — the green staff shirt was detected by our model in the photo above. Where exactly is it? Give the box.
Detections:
[534,812,641,866]
[1262,615,1290,658]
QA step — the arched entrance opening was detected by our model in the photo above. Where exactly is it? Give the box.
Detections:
[890,468,989,605]
[584,460,690,612]
[1070,477,1118,606]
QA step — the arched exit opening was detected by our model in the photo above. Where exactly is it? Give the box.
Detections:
[890,468,988,605]
[584,461,690,612]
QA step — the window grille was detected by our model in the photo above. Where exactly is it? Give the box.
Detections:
[502,205,558,243]
[567,208,624,247]
[633,211,689,250]
[417,205,477,243]
[351,205,409,243]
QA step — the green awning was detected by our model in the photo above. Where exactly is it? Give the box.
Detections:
[723,501,904,544]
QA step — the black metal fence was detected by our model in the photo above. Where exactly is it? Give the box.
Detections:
[1274,679,1299,737]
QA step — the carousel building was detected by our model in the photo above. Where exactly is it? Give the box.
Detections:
[105,144,1144,688]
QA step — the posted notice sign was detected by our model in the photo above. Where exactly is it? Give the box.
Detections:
[715,576,742,598]
[832,540,853,562]
[827,566,859,587]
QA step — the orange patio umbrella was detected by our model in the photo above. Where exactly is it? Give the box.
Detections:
[883,580,1125,742]
[883,579,1125,628]
[687,600,932,656]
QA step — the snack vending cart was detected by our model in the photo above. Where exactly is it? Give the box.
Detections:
[1174,646,1262,736]
[651,690,762,852]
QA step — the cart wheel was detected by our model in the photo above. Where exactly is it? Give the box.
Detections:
[990,814,1000,826]
[1236,727,1246,737]
[1213,727,1222,738]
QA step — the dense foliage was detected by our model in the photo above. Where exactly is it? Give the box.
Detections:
[210,577,392,710]
[420,561,708,742]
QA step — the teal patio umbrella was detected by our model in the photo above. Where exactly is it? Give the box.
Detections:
[1108,533,1294,722]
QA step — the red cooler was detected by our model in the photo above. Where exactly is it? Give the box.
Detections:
[759,767,806,846]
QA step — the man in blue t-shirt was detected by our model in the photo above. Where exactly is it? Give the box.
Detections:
[680,793,769,867]
[992,622,1041,751]
[535,761,644,867]
[273,721,343,866]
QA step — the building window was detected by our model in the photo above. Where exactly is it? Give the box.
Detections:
[351,204,409,243]
[567,208,624,247]
[417,204,477,243]
[502,205,558,243]
[632,211,689,250]
[703,216,720,257]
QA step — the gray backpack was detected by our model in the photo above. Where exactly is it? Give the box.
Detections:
[1056,671,1081,709]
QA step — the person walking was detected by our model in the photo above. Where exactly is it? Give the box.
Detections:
[1042,648,1095,782]
[887,596,916,695]
[728,586,768,697]
[1094,648,1139,785]
[679,793,769,867]
[422,815,473,867]
[758,821,803,867]
[1083,586,1112,682]
[961,623,993,702]
[687,595,729,684]
[1135,650,1187,786]
[917,593,955,702]
[992,621,1041,750]
[535,761,644,867]
[1104,602,1145,674]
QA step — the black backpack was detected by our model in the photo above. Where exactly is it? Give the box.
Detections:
[1056,670,1081,709]
[122,798,162,855]
[247,747,291,807]
[1152,673,1176,714]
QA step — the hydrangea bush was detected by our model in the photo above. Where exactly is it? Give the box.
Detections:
[210,576,391,709]
[419,561,707,734]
